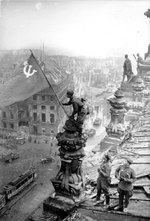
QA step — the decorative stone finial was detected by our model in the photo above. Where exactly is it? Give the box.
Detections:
[106,88,128,137]
[128,76,145,111]
[132,76,145,92]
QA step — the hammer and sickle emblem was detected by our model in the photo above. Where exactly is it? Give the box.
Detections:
[23,61,37,78]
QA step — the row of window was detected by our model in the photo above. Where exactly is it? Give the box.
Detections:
[2,111,14,119]
[33,105,55,110]
[2,121,55,134]
[41,128,55,134]
[2,122,14,129]
[33,113,55,124]
[32,126,55,134]
[2,113,55,129]
[2,106,56,120]
[33,95,55,101]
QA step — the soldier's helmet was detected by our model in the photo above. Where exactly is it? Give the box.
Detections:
[67,89,74,96]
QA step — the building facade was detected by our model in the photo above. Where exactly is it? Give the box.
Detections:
[0,76,70,139]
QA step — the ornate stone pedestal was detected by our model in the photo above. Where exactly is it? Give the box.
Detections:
[126,76,145,122]
[43,123,87,217]
[43,196,75,219]
[106,88,128,138]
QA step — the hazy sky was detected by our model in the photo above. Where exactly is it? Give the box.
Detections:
[0,0,150,58]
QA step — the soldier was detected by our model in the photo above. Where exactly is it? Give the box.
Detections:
[136,53,143,64]
[96,154,112,206]
[122,55,133,83]
[115,157,136,212]
[136,53,143,74]
[62,89,89,135]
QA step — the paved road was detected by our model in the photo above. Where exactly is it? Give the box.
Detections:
[1,123,108,221]
[1,162,58,221]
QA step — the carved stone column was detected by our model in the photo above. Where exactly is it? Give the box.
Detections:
[106,88,127,138]
[43,119,88,217]
[125,77,145,122]
[131,76,145,111]
[51,131,87,198]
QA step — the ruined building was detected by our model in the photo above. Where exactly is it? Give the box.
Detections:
[0,52,72,141]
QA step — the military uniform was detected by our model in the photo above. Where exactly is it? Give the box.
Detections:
[62,95,88,134]
[96,156,111,205]
[123,57,133,82]
[137,54,143,74]
[115,159,136,212]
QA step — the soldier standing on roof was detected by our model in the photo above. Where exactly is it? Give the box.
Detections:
[96,154,112,207]
[136,53,143,64]
[62,89,89,135]
[115,157,136,213]
[136,53,143,74]
[122,55,133,83]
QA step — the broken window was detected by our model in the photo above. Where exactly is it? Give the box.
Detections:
[33,105,37,109]
[3,121,7,128]
[10,123,14,129]
[2,111,6,119]
[33,112,37,121]
[42,95,45,101]
[33,95,37,100]
[42,113,46,122]
[33,126,38,134]
[50,106,55,110]
[50,114,55,124]
[10,112,14,119]
[41,105,46,110]
[50,95,54,101]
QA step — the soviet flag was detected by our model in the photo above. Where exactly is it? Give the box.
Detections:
[0,53,49,108]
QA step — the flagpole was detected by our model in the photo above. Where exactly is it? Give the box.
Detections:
[29,50,69,117]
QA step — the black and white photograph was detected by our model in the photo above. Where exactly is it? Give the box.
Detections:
[0,0,150,220]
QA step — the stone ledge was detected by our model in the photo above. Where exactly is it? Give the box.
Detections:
[43,195,75,218]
